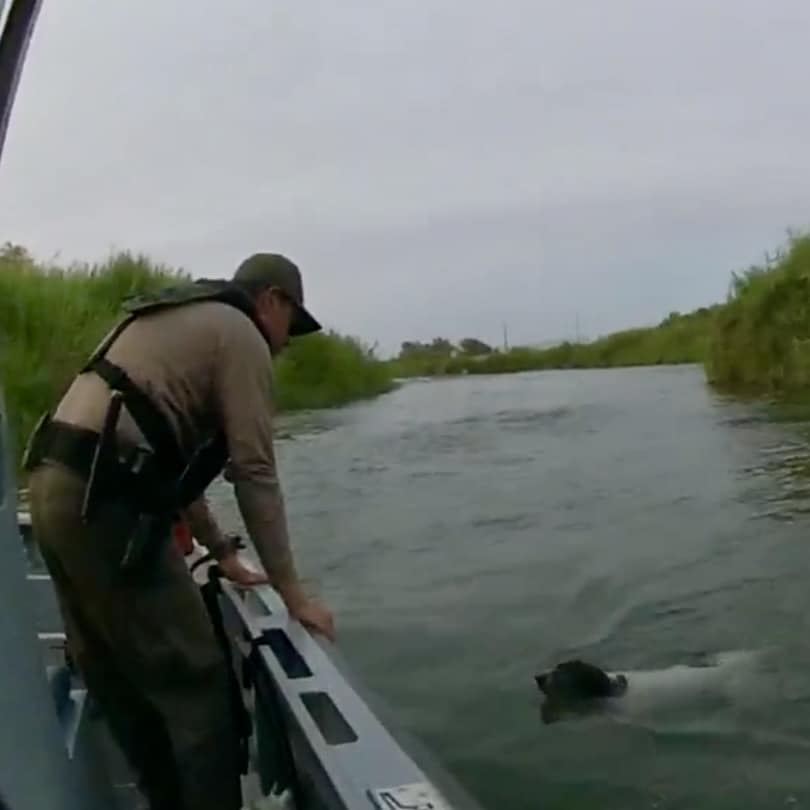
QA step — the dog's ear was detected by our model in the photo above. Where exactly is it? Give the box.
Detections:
[610,674,628,697]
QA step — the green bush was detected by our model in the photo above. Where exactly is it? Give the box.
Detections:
[275,331,396,410]
[0,245,185,464]
[706,232,810,395]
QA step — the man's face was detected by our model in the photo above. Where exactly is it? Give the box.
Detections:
[255,287,294,355]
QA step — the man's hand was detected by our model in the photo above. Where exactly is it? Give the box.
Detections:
[217,551,270,587]
[218,558,335,640]
[278,580,336,642]
[290,599,336,643]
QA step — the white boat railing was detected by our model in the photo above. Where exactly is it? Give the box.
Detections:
[207,562,483,810]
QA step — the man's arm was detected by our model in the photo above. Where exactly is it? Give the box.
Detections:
[180,494,270,587]
[180,496,231,560]
[210,310,335,641]
[211,314,308,606]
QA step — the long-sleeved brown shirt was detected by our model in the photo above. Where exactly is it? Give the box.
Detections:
[53,299,297,585]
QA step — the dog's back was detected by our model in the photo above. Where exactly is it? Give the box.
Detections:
[608,650,760,715]
[536,650,761,724]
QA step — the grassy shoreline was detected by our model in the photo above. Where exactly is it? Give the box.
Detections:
[0,245,395,471]
[387,307,718,379]
[705,232,810,396]
[387,230,810,415]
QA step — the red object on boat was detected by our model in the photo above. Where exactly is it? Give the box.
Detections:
[173,521,194,555]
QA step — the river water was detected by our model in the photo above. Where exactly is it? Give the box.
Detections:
[210,365,810,809]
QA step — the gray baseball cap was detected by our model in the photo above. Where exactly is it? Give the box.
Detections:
[233,252,322,336]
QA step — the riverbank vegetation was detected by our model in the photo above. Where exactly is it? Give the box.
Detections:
[0,245,395,469]
[5,229,810,467]
[705,232,810,399]
[274,331,395,411]
[389,307,718,378]
[391,231,810,407]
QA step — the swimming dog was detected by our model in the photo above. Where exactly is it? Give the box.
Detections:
[534,651,761,724]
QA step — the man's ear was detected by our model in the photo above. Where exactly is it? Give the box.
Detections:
[255,287,272,310]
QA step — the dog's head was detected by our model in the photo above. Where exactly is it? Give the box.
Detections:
[535,660,627,703]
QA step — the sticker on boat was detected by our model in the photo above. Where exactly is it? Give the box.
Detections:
[368,781,452,810]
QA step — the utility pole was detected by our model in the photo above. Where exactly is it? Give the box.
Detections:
[502,321,509,351]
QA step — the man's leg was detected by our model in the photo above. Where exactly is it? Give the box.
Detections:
[37,539,182,809]
[29,464,243,810]
[120,534,244,810]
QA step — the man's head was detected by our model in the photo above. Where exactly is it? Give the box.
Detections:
[232,253,321,354]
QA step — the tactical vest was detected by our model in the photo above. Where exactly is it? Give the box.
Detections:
[18,280,266,515]
[81,279,272,511]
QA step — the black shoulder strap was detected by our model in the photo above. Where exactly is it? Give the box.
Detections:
[79,305,185,473]
[89,357,185,476]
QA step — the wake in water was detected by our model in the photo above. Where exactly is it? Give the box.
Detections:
[534,649,766,726]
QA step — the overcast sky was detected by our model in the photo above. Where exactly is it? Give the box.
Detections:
[2,1,809,355]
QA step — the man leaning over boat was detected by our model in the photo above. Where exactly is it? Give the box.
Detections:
[23,252,335,810]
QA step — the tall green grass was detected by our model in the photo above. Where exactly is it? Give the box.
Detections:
[0,245,395,470]
[0,245,186,465]
[706,232,810,397]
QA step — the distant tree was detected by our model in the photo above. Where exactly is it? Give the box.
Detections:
[398,338,457,359]
[430,337,455,354]
[0,242,33,264]
[400,340,422,357]
[459,337,492,355]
